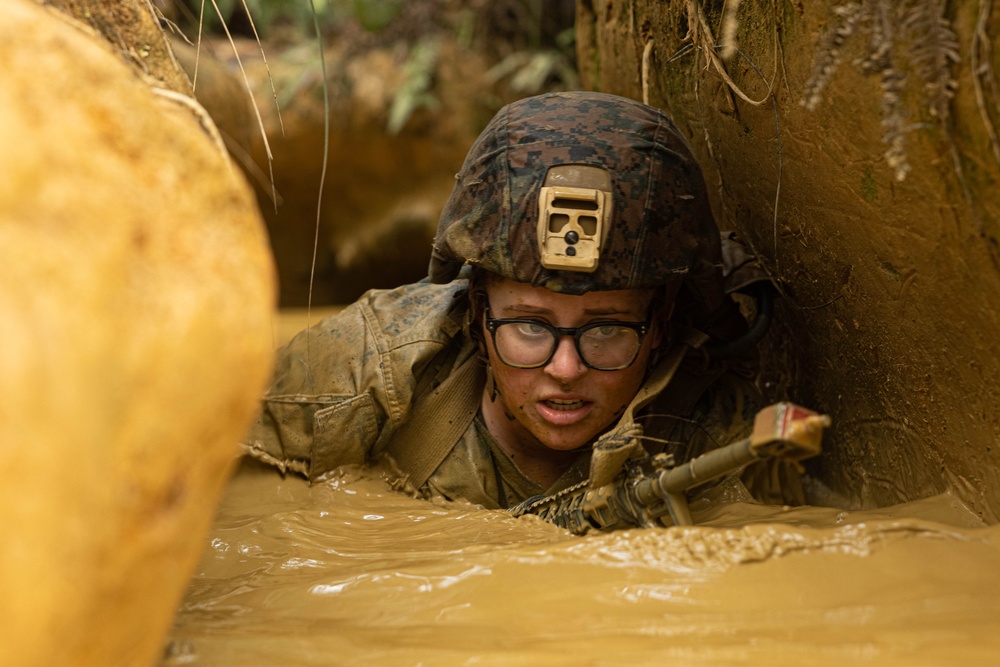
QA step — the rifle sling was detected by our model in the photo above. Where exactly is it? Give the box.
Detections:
[382,353,485,490]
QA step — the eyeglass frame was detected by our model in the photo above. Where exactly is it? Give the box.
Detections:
[483,305,654,371]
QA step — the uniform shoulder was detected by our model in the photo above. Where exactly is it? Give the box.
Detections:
[358,278,470,347]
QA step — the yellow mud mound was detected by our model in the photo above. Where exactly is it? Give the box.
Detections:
[0,1,276,665]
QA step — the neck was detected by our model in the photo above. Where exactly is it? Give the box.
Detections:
[480,388,580,489]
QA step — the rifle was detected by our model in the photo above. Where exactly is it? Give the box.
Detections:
[508,403,830,534]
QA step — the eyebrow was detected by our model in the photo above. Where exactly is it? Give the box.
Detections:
[501,304,646,317]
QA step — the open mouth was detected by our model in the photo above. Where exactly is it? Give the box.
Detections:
[544,398,585,411]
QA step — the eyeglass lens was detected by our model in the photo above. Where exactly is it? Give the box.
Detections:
[493,321,641,370]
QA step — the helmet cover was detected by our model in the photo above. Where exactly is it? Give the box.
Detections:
[429,91,724,307]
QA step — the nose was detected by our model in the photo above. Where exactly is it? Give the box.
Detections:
[544,336,587,383]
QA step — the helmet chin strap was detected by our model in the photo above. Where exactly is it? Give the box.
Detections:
[484,362,500,403]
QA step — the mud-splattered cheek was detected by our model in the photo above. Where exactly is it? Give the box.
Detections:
[513,402,532,417]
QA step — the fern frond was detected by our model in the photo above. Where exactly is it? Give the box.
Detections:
[800,0,967,181]
[801,2,866,110]
[880,66,912,181]
[901,0,960,120]
[858,0,892,75]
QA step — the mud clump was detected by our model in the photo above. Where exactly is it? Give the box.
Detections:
[0,1,275,664]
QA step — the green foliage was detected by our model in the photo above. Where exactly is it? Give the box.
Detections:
[343,0,403,33]
[486,27,579,93]
[189,0,408,37]
[387,37,441,134]
[182,0,578,131]
[197,0,333,35]
[861,166,878,201]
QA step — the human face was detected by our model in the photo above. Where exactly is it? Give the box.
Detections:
[481,278,662,456]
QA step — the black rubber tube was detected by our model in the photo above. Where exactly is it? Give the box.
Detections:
[706,282,775,359]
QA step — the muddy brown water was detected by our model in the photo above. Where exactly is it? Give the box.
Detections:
[164,460,1000,666]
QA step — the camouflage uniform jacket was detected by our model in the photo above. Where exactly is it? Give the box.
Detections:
[243,279,803,510]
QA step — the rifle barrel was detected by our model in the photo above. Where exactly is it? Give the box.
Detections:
[633,437,756,506]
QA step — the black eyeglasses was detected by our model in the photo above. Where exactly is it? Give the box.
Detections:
[484,306,652,371]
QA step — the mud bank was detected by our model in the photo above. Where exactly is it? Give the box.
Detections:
[0,1,275,665]
[576,0,1000,521]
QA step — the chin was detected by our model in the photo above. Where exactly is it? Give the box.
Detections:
[537,429,598,452]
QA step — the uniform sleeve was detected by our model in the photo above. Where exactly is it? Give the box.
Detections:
[241,282,467,481]
[241,299,388,480]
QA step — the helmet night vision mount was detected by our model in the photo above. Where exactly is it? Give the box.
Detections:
[536,164,612,273]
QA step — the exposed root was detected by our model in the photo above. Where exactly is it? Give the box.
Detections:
[689,0,771,107]
[220,130,284,206]
[642,39,654,105]
[235,0,285,138]
[154,6,193,47]
[140,0,190,87]
[729,47,784,275]
[795,293,845,310]
[947,136,980,233]
[972,0,1000,168]
[151,86,232,175]
[772,0,792,99]
[306,0,331,378]
[205,0,277,210]
[635,412,726,451]
[193,0,206,90]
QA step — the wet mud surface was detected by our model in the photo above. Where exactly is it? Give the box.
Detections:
[165,461,1000,666]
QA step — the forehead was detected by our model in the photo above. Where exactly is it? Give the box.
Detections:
[484,277,655,314]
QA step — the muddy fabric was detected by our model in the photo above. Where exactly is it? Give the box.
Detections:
[243,279,799,509]
[429,92,725,310]
[243,279,473,478]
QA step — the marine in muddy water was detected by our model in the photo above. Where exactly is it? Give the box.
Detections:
[243,91,805,518]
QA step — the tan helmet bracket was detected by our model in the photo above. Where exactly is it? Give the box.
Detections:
[537,165,612,273]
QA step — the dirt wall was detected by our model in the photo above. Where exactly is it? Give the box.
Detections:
[577,0,1000,521]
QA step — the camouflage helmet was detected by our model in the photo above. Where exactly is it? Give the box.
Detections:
[428,91,725,308]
